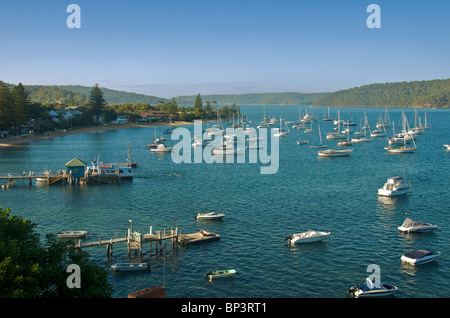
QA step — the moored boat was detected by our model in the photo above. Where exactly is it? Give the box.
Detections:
[284,230,331,244]
[347,278,398,298]
[150,143,173,152]
[318,149,352,157]
[111,263,151,272]
[195,212,225,220]
[204,269,237,281]
[401,250,441,265]
[444,144,450,150]
[377,176,410,196]
[398,218,437,233]
[57,230,88,238]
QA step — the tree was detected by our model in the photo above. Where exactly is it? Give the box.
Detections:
[0,81,13,130]
[12,83,30,133]
[88,84,106,122]
[0,207,112,297]
[194,93,203,109]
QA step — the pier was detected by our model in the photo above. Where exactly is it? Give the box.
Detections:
[73,223,220,258]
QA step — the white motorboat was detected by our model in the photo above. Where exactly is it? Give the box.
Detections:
[57,230,88,238]
[347,278,398,298]
[401,250,441,265]
[377,176,410,196]
[150,143,173,152]
[318,149,353,157]
[284,230,330,244]
[111,263,151,272]
[444,144,450,150]
[195,212,225,220]
[212,145,237,156]
[398,218,438,233]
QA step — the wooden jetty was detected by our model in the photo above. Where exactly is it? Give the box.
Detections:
[73,223,220,258]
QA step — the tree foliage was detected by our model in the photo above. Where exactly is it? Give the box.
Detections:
[0,207,113,298]
[312,79,450,108]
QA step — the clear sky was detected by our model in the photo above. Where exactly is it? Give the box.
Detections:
[0,0,449,98]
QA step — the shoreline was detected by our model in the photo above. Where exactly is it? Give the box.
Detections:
[0,121,193,147]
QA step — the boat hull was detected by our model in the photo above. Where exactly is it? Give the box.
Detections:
[288,231,331,244]
[111,263,151,272]
[401,250,441,265]
[354,285,398,298]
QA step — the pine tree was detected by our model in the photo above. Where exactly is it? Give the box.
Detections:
[0,81,13,130]
[194,93,203,109]
[88,84,106,122]
[12,83,30,133]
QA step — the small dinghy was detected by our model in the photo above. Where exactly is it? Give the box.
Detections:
[57,230,88,238]
[284,230,331,244]
[401,250,441,265]
[347,278,398,298]
[111,263,151,272]
[398,218,438,233]
[204,269,237,282]
[195,212,225,220]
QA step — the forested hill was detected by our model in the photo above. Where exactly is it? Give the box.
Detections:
[174,92,328,106]
[312,79,450,108]
[15,84,168,105]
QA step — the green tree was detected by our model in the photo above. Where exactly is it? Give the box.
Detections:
[0,207,112,298]
[12,83,30,133]
[0,81,13,130]
[194,93,203,109]
[88,84,106,122]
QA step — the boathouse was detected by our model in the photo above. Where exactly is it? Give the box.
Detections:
[65,158,87,184]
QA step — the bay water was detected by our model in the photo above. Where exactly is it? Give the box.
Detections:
[1,106,449,298]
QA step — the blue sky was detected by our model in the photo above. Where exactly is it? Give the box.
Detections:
[0,0,449,98]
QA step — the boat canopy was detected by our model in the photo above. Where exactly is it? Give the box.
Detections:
[401,218,424,228]
[403,250,436,259]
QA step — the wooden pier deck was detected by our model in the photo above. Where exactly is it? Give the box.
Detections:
[73,226,220,258]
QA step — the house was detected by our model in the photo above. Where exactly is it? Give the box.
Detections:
[111,115,129,124]
[140,111,167,122]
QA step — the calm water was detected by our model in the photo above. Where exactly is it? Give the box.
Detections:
[1,106,449,298]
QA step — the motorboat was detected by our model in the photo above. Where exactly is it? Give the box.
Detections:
[195,212,225,220]
[1,181,16,189]
[338,140,352,146]
[347,278,398,298]
[398,218,438,233]
[297,140,309,145]
[377,176,410,196]
[111,263,151,272]
[444,144,450,150]
[150,143,172,152]
[57,230,88,238]
[318,149,352,157]
[86,161,134,180]
[401,250,441,265]
[284,230,331,244]
[204,269,237,282]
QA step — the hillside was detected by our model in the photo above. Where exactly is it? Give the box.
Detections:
[18,84,168,105]
[174,92,328,106]
[312,79,450,108]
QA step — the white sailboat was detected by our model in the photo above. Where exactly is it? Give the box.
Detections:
[326,110,345,140]
[385,112,417,153]
[310,125,327,148]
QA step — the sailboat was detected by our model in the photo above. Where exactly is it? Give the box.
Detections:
[326,110,345,140]
[385,112,417,153]
[310,125,327,148]
[322,107,333,121]
[163,118,173,134]
[352,113,372,143]
[338,125,352,146]
[274,116,287,137]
